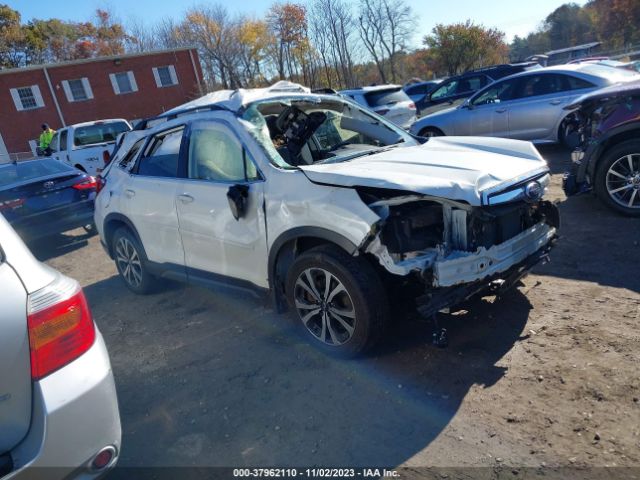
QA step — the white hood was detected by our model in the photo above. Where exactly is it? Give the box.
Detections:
[299,136,548,206]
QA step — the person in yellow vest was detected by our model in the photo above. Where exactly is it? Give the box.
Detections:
[39,123,55,156]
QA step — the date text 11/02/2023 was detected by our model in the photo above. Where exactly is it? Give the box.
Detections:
[233,468,400,478]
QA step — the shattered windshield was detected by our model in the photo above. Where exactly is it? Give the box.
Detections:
[240,96,415,168]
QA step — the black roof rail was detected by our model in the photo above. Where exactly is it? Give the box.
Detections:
[311,88,338,94]
[133,104,234,131]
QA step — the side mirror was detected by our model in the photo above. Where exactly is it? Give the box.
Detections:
[226,184,249,221]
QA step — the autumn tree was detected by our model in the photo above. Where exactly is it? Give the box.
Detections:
[588,0,640,48]
[0,4,24,67]
[357,0,415,83]
[267,2,309,81]
[309,0,358,88]
[423,20,508,76]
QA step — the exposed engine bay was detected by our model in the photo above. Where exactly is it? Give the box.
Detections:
[357,187,559,287]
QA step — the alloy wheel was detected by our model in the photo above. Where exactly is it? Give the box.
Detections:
[115,237,143,287]
[606,154,640,209]
[293,268,356,346]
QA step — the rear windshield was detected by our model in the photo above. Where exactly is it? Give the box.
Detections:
[74,121,130,147]
[365,88,410,107]
[0,160,75,188]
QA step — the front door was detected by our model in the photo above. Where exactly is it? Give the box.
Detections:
[462,77,519,137]
[175,120,268,288]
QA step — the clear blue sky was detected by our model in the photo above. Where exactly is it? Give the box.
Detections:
[12,0,588,47]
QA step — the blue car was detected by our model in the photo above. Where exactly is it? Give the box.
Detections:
[0,159,96,240]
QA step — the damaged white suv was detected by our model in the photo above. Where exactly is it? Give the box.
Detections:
[94,82,559,356]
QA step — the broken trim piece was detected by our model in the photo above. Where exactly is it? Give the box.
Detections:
[433,222,556,287]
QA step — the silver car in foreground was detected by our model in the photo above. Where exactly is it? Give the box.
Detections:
[0,215,120,478]
[410,64,639,143]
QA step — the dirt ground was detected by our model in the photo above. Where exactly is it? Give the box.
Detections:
[32,145,639,479]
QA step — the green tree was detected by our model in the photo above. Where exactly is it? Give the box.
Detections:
[423,20,508,76]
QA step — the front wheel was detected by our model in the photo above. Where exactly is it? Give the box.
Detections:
[285,245,388,357]
[418,127,444,138]
[594,140,640,216]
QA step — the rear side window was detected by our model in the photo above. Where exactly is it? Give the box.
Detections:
[136,128,183,178]
[74,121,131,146]
[118,139,145,169]
[565,76,595,90]
[0,161,75,188]
[514,74,568,99]
[365,88,410,107]
[59,130,68,151]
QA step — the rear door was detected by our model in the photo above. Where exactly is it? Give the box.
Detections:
[507,73,595,141]
[123,126,185,266]
[175,120,268,288]
[0,248,31,454]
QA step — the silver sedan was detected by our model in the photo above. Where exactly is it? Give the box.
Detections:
[410,64,640,144]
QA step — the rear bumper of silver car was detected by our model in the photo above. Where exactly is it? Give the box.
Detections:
[6,330,121,480]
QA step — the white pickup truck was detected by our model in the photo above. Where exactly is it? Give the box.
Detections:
[47,119,132,176]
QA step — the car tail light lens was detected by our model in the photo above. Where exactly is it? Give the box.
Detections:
[96,175,106,194]
[27,276,95,380]
[102,150,111,165]
[408,102,416,110]
[73,176,97,190]
[375,109,390,116]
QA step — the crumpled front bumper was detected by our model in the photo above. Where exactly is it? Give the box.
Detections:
[433,221,557,288]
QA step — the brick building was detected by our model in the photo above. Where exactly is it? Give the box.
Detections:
[0,47,203,160]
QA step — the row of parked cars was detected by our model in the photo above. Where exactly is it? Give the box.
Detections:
[341,61,640,215]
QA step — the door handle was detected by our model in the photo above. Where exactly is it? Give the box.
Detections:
[550,100,562,105]
[495,108,507,113]
[177,193,194,204]
[125,189,135,198]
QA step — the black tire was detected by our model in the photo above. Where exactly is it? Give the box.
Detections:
[594,140,640,216]
[418,127,444,138]
[112,227,158,294]
[285,245,389,357]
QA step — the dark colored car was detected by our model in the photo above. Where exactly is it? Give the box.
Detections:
[0,159,96,239]
[563,80,640,216]
[403,80,444,115]
[419,62,541,116]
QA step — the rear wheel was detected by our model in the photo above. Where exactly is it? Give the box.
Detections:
[594,140,640,216]
[285,245,388,357]
[112,228,158,293]
[418,127,444,138]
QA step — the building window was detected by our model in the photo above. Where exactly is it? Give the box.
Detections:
[152,65,178,87]
[62,78,94,102]
[109,71,138,95]
[10,85,45,111]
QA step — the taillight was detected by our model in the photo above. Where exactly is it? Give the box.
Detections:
[27,276,95,380]
[96,175,106,194]
[0,198,25,211]
[73,176,97,190]
[376,109,390,116]
[102,150,111,165]
[408,102,416,110]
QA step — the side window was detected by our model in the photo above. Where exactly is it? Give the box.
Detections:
[515,74,567,99]
[455,75,485,95]
[430,80,457,100]
[565,75,595,90]
[187,124,259,183]
[136,128,183,178]
[49,132,59,152]
[59,130,68,151]
[471,79,517,106]
[119,139,145,169]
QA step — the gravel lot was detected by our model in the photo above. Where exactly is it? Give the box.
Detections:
[31,145,639,478]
